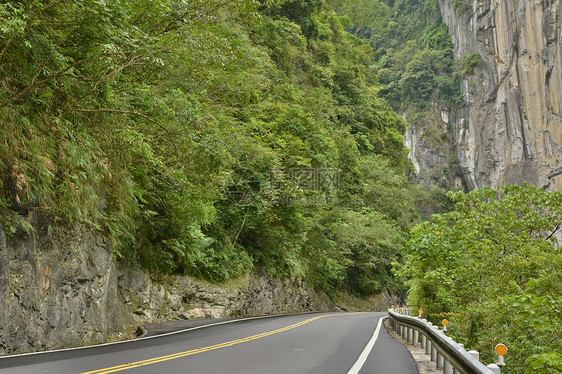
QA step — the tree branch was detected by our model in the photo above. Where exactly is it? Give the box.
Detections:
[233,215,247,247]
[150,1,230,37]
[39,0,68,14]
[150,8,195,36]
[69,107,178,154]
[545,222,560,241]
[1,53,110,108]
[80,54,141,100]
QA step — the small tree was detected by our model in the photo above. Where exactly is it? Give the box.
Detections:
[399,184,561,373]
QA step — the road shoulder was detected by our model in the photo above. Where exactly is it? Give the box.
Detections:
[383,318,440,374]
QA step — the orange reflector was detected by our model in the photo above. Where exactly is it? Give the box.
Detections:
[495,344,507,356]
[442,319,448,326]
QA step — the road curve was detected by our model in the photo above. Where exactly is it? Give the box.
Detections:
[0,312,417,374]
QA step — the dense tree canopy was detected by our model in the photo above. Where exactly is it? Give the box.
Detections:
[332,0,464,114]
[0,0,420,295]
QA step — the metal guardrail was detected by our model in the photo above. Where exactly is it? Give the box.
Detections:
[387,308,502,374]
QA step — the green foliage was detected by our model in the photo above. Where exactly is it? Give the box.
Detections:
[327,0,390,38]
[0,0,419,297]
[339,0,462,112]
[456,53,484,76]
[525,353,562,373]
[449,0,472,14]
[399,48,457,110]
[399,184,562,373]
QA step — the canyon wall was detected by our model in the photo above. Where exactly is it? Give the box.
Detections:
[438,0,562,191]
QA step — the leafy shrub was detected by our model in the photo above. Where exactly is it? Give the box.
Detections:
[456,53,484,76]
[400,184,562,373]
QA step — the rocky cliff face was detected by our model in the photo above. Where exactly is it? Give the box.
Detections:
[0,218,389,355]
[0,222,333,355]
[404,107,464,192]
[437,0,562,190]
[1,214,129,354]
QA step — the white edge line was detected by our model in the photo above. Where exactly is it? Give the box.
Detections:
[347,316,387,374]
[0,311,328,360]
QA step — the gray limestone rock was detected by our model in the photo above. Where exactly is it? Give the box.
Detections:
[408,0,561,191]
[440,0,562,190]
[0,218,343,355]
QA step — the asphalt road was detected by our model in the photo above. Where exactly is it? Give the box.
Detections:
[0,312,418,374]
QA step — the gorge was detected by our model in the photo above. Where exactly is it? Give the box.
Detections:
[1,0,560,357]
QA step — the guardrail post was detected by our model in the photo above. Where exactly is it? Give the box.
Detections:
[437,351,444,369]
[468,350,480,362]
[487,364,501,374]
[430,326,439,361]
[425,322,433,355]
[408,327,413,343]
[426,337,432,355]
[420,319,427,349]
[452,343,464,374]
[444,359,453,374]
[413,329,418,346]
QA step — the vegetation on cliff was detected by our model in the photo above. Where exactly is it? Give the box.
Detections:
[332,0,469,209]
[0,0,420,295]
[332,0,463,115]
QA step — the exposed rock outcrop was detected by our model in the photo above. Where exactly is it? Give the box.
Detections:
[404,108,463,192]
[0,220,127,354]
[1,217,390,356]
[438,0,562,190]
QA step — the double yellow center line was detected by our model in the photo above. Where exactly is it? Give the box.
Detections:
[82,313,352,374]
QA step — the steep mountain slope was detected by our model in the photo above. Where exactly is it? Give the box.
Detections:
[373,0,561,192]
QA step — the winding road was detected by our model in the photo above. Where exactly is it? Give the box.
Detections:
[0,312,418,373]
